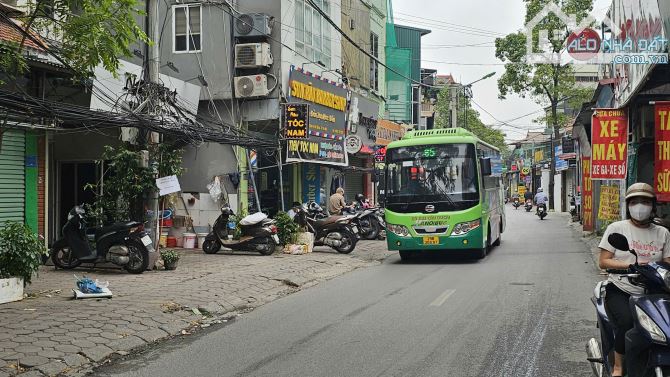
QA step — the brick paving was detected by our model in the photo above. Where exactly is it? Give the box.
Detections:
[0,241,393,376]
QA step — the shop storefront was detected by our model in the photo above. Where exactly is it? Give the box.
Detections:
[344,93,381,203]
[286,67,349,208]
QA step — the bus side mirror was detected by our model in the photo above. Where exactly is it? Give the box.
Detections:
[480,157,492,176]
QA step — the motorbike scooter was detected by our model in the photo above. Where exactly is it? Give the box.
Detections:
[294,203,358,254]
[344,205,382,240]
[50,206,153,274]
[536,203,547,220]
[202,204,279,255]
[512,197,521,210]
[586,233,670,377]
[525,199,533,212]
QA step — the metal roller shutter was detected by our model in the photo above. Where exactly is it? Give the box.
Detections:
[0,129,25,226]
[344,157,365,203]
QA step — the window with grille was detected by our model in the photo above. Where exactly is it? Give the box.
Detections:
[174,4,201,53]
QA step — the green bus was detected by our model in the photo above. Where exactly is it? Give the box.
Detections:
[383,128,505,260]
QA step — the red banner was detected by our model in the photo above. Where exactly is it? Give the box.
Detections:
[582,157,594,232]
[591,109,628,180]
[655,102,670,201]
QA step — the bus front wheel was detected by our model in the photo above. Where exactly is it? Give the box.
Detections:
[476,228,490,259]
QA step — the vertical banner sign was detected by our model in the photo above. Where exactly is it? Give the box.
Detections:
[302,163,320,205]
[591,109,628,179]
[582,157,594,231]
[655,102,670,201]
[283,103,309,139]
[597,185,621,221]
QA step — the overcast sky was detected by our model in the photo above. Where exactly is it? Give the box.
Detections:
[391,0,612,141]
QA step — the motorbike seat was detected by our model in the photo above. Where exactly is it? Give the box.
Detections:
[240,212,268,226]
[315,216,343,227]
[95,222,140,239]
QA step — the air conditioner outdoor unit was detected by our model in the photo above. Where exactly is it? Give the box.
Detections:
[234,74,270,98]
[235,43,273,68]
[234,13,272,38]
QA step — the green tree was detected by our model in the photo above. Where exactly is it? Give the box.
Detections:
[495,0,594,208]
[434,84,509,157]
[2,0,148,80]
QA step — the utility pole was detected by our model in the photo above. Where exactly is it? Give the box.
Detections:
[146,0,161,253]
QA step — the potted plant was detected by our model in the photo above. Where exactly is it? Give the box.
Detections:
[161,249,180,270]
[0,222,48,304]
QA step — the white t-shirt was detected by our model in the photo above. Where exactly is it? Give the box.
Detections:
[599,220,670,294]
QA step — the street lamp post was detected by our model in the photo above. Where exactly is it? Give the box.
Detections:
[458,72,495,129]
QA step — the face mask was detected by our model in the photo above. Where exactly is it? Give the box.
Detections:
[629,203,653,221]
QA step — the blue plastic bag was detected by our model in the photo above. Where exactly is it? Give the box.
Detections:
[76,276,103,294]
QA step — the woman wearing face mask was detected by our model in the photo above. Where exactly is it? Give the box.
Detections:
[598,182,670,377]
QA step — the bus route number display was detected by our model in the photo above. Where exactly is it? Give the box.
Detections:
[284,103,309,139]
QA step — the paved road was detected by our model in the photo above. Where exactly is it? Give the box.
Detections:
[98,208,600,377]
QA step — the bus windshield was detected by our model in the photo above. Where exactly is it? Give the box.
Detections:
[385,143,479,210]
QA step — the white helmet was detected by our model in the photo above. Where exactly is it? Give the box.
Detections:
[538,188,543,192]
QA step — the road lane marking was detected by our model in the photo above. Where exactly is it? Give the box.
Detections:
[429,289,455,307]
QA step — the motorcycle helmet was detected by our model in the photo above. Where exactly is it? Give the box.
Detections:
[625,182,655,201]
[538,188,543,192]
[355,194,365,202]
[309,202,322,212]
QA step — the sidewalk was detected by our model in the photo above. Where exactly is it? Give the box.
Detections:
[565,215,602,267]
[0,241,394,377]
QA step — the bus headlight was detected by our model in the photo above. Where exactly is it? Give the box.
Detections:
[635,305,666,343]
[387,224,410,237]
[451,219,481,236]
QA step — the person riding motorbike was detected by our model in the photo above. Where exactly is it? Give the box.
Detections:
[598,182,670,377]
[534,188,548,215]
[524,190,533,203]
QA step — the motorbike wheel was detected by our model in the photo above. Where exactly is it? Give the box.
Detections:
[51,240,81,269]
[124,241,149,274]
[334,229,357,254]
[203,239,221,254]
[258,237,275,256]
[362,217,381,240]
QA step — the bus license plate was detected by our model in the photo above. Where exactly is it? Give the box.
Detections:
[423,236,439,245]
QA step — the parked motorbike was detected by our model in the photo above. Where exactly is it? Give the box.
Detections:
[512,197,521,210]
[50,206,153,274]
[202,204,279,255]
[537,203,547,220]
[586,233,670,377]
[525,199,533,212]
[294,203,358,254]
[344,205,383,240]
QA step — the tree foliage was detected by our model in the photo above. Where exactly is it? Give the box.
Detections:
[434,85,509,157]
[2,0,148,79]
[85,143,184,225]
[0,221,48,285]
[495,0,595,135]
